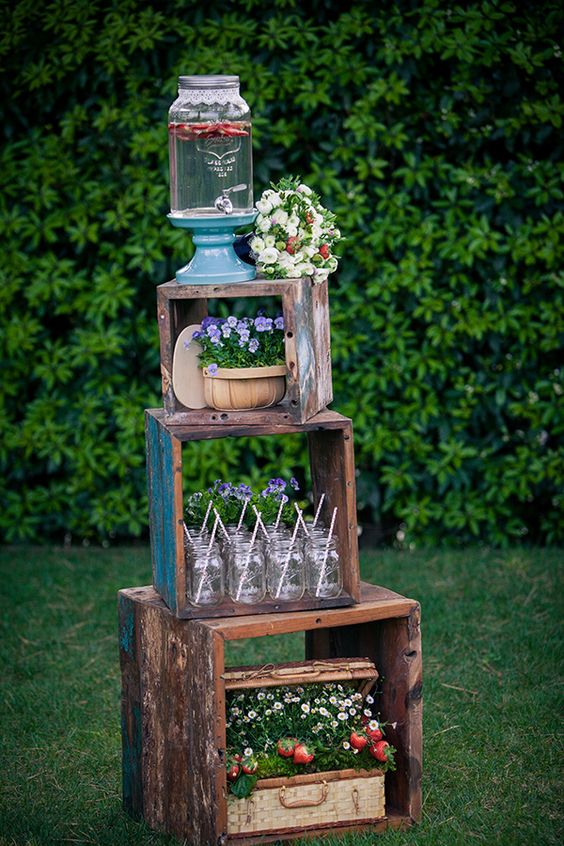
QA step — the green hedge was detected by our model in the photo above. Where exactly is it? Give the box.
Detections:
[1,0,562,546]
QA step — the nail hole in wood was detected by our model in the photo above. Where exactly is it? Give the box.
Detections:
[211,415,217,420]
[220,413,228,420]
[289,361,295,369]
[405,650,417,660]
[291,400,298,407]
[286,331,294,338]
[315,618,322,624]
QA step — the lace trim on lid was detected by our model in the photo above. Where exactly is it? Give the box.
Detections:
[176,88,246,106]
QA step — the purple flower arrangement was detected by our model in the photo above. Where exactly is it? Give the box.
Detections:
[185,477,301,528]
[186,312,285,373]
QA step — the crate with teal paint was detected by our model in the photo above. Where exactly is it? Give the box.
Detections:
[156,275,332,425]
[145,408,360,619]
[118,582,423,844]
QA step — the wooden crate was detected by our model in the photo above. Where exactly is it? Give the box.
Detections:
[119,581,422,845]
[145,407,361,619]
[156,275,332,425]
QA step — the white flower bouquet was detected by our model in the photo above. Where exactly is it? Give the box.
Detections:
[250,176,342,283]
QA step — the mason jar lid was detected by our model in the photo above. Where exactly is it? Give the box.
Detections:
[178,75,239,89]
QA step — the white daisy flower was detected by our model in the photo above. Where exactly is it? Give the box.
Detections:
[301,703,310,714]
[265,709,272,716]
[331,720,338,728]
[337,712,347,721]
[344,699,352,708]
[248,710,257,719]
[274,702,283,710]
[369,720,380,731]
[365,695,374,704]
[353,747,360,755]
[342,741,351,750]
[349,708,357,716]
[244,747,253,757]
[363,709,372,718]
[257,692,265,700]
[301,713,307,719]
[329,696,337,705]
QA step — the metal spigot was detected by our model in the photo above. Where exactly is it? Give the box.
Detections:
[214,183,247,214]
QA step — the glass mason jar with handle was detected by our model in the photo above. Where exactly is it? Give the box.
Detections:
[168,75,253,216]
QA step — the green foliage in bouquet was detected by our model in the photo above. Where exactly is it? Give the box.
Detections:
[1,1,562,545]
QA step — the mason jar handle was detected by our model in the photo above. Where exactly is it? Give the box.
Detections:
[279,781,328,808]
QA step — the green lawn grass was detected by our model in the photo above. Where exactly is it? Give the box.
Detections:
[0,546,562,846]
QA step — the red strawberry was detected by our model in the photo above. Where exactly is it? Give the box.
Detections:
[319,244,330,259]
[286,236,299,255]
[366,727,383,742]
[293,743,314,765]
[226,763,240,782]
[242,756,258,775]
[350,731,368,751]
[277,737,298,758]
[233,753,242,762]
[369,740,391,762]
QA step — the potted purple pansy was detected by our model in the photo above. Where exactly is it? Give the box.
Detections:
[189,313,286,411]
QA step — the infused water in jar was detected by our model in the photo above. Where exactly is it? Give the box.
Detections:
[168,75,253,216]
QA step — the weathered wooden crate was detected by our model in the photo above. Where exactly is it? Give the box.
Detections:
[156,275,332,425]
[145,407,361,619]
[119,581,423,845]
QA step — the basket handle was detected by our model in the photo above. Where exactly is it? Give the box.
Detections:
[279,781,328,809]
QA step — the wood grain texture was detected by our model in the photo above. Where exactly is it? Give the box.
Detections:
[304,607,423,823]
[308,419,360,602]
[145,412,183,615]
[156,276,332,425]
[122,583,417,639]
[223,656,377,690]
[146,408,362,619]
[148,406,353,443]
[118,591,228,844]
[119,585,420,844]
[119,592,143,820]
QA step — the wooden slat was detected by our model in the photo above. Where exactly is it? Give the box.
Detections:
[308,420,360,602]
[118,591,143,820]
[146,407,352,442]
[158,276,298,300]
[373,606,422,822]
[157,288,208,417]
[224,656,377,690]
[303,604,423,824]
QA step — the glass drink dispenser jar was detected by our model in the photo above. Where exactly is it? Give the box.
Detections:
[168,75,254,216]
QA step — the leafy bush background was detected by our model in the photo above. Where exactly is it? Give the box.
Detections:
[1,0,562,546]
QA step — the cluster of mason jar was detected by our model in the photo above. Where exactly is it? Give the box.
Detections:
[185,524,342,607]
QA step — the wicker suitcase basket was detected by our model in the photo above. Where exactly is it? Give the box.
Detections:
[227,768,385,837]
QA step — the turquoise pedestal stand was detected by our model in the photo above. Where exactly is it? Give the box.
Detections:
[168,211,257,285]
